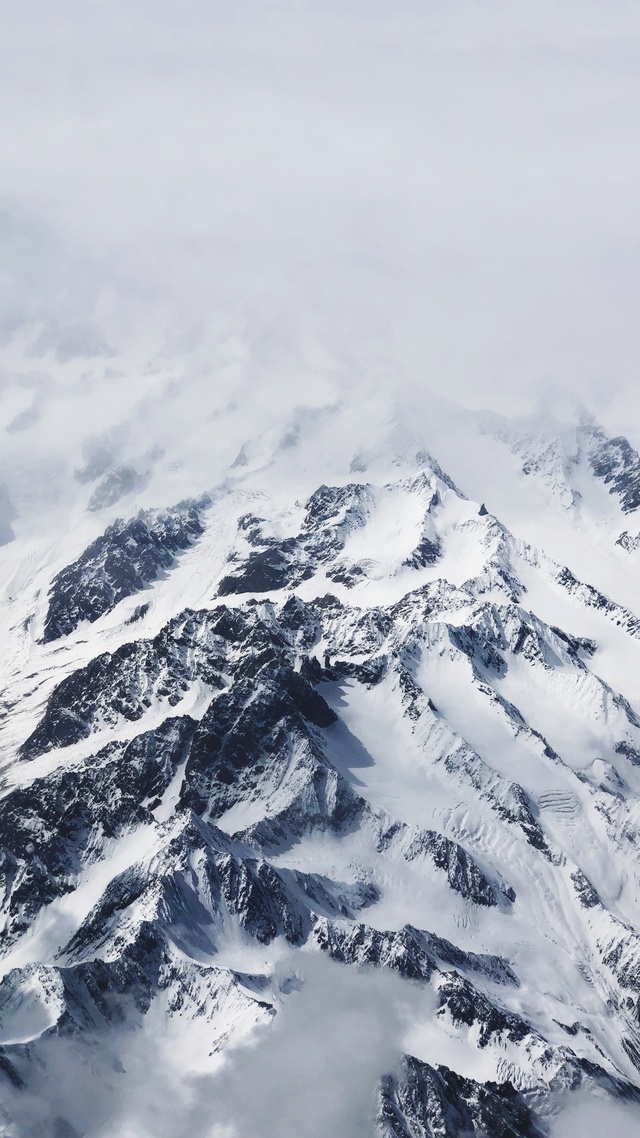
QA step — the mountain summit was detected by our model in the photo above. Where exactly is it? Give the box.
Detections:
[2,401,640,1137]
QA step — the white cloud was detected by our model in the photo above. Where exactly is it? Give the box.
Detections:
[1,0,640,421]
[200,953,415,1138]
[551,1093,640,1138]
[0,954,426,1138]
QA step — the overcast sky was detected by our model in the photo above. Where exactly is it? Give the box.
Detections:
[3,8,640,1134]
[1,0,640,417]
[1,0,640,539]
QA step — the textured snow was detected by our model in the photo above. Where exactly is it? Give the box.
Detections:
[3,399,640,1135]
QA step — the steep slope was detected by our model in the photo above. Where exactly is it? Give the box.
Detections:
[3,412,640,1137]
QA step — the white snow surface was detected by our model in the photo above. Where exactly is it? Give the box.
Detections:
[3,395,640,1135]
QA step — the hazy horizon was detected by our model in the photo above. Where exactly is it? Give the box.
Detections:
[2,1,640,429]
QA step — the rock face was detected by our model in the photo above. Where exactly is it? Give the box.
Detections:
[4,415,640,1136]
[377,1055,545,1138]
[586,426,640,513]
[42,498,208,642]
[486,413,640,537]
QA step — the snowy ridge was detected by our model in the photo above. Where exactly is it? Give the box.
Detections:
[3,411,640,1135]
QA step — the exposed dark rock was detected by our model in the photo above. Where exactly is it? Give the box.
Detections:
[326,562,368,587]
[437,972,531,1048]
[43,498,208,642]
[615,741,640,766]
[616,531,640,553]
[6,461,640,1132]
[403,535,441,569]
[218,545,312,595]
[178,662,337,819]
[549,625,597,659]
[586,428,640,514]
[126,602,150,625]
[313,918,519,986]
[387,825,508,907]
[216,483,375,599]
[63,823,377,966]
[0,1048,24,1089]
[316,655,388,687]
[24,608,230,757]
[377,1054,544,1138]
[571,870,602,909]
[450,622,507,676]
[556,565,640,642]
[0,718,193,941]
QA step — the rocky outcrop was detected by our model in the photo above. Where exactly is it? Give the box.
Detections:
[5,449,640,1136]
[377,1055,544,1138]
[42,498,209,642]
[313,918,519,986]
[586,427,640,514]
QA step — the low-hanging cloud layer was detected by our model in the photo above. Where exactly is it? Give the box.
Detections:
[3,0,640,624]
[3,9,640,1134]
[2,0,640,428]
[0,954,431,1138]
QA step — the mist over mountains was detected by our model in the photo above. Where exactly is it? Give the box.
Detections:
[3,395,640,1138]
[3,2,640,1136]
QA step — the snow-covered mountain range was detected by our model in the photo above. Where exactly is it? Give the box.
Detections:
[3,394,640,1136]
